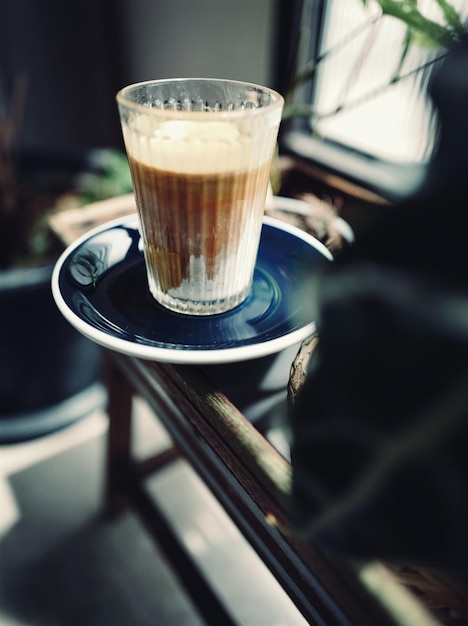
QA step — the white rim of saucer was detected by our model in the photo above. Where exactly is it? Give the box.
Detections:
[51,199,335,364]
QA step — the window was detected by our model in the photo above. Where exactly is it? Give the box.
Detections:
[281,0,468,201]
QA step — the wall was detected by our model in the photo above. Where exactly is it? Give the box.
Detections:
[119,0,276,86]
[0,0,278,153]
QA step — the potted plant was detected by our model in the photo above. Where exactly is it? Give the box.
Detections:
[0,78,133,442]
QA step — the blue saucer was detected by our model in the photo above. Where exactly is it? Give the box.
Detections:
[52,214,331,364]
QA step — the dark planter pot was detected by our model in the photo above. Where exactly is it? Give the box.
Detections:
[0,148,113,442]
[0,261,106,443]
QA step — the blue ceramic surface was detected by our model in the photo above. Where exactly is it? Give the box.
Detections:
[52,215,331,363]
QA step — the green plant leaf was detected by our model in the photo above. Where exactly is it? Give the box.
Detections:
[434,0,465,31]
[408,26,446,48]
[77,150,133,204]
[373,0,464,48]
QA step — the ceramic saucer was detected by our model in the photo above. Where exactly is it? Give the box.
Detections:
[52,213,332,364]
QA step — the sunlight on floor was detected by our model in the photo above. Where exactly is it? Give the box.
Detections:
[0,398,306,625]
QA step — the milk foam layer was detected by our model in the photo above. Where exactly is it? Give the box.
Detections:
[123,117,267,174]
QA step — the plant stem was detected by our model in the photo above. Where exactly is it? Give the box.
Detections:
[287,12,383,97]
[313,50,450,120]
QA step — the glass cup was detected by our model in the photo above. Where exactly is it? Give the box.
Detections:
[116,78,283,315]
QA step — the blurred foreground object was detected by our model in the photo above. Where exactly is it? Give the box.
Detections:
[290,35,468,624]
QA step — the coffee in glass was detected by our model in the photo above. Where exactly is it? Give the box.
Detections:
[117,78,283,315]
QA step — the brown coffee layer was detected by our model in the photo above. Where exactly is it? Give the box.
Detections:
[128,157,271,291]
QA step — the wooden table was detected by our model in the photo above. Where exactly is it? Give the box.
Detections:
[50,195,433,626]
